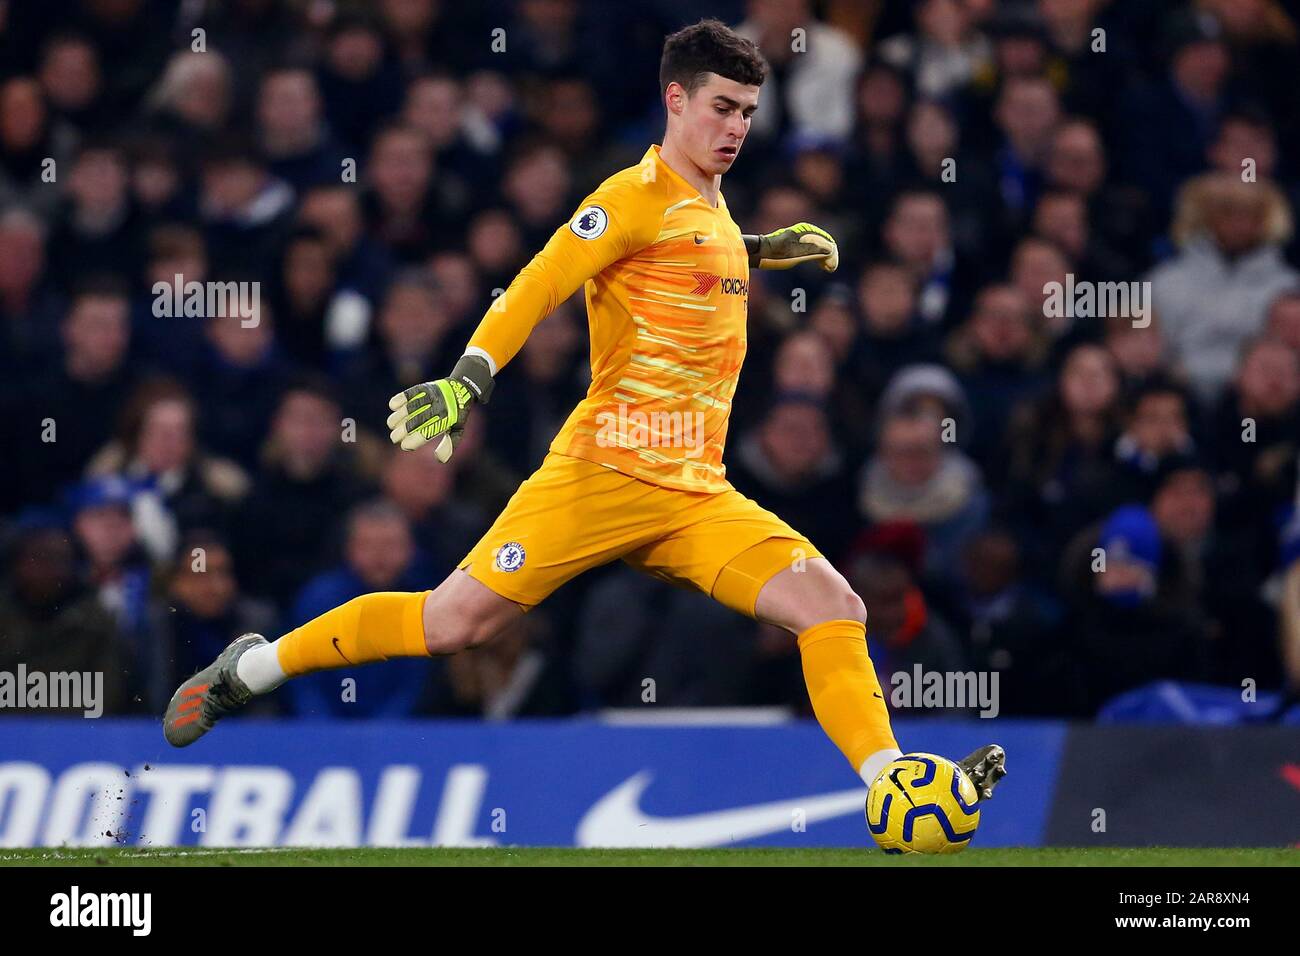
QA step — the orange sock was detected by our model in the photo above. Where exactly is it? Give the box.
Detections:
[798,619,899,774]
[275,591,431,677]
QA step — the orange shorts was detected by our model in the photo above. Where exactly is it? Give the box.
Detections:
[458,451,821,614]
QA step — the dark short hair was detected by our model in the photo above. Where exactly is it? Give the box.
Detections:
[659,18,766,96]
[1124,375,1191,417]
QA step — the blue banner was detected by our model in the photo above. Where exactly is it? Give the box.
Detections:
[0,718,1062,849]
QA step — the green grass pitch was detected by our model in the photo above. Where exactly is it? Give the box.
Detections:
[1,847,1294,867]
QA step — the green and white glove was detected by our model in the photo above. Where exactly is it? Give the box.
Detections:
[386,353,495,462]
[743,222,839,272]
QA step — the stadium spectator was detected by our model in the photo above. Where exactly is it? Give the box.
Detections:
[0,206,62,376]
[858,407,989,581]
[1123,12,1231,219]
[1148,462,1276,687]
[144,50,233,144]
[85,377,250,557]
[1111,377,1198,501]
[990,75,1061,224]
[429,611,575,718]
[198,141,296,276]
[1059,504,1213,715]
[877,0,992,100]
[7,277,139,509]
[256,66,350,192]
[48,139,142,287]
[729,394,856,564]
[843,261,939,421]
[944,283,1048,471]
[232,378,376,608]
[317,12,407,155]
[1103,314,1177,389]
[842,523,972,715]
[381,442,489,574]
[484,303,587,476]
[192,304,296,470]
[936,527,1069,716]
[0,75,72,220]
[297,184,393,305]
[575,566,762,708]
[36,33,104,133]
[1208,337,1300,560]
[67,476,156,707]
[364,121,469,263]
[1147,172,1298,399]
[1264,289,1300,353]
[737,0,862,142]
[1003,342,1124,575]
[135,223,210,373]
[284,500,439,718]
[880,190,976,327]
[0,522,131,715]
[151,531,279,715]
[1043,118,1151,276]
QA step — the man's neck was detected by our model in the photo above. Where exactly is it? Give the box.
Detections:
[658,138,720,207]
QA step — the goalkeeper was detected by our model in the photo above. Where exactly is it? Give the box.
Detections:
[165,19,1004,804]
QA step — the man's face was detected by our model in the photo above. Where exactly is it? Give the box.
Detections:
[347,516,414,590]
[64,294,130,377]
[274,391,339,469]
[369,130,431,205]
[1129,393,1188,456]
[884,196,948,267]
[670,73,759,176]
[859,267,915,334]
[761,403,830,479]
[1152,471,1214,545]
[996,78,1060,151]
[300,189,361,255]
[1239,341,1300,415]
[258,71,318,139]
[138,399,195,474]
[1047,124,1104,193]
[172,546,237,618]
[881,417,942,487]
[1267,297,1300,351]
[1208,197,1265,256]
[75,505,135,567]
[971,286,1031,361]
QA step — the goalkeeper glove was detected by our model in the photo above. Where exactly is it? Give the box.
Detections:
[386,353,495,462]
[743,222,839,272]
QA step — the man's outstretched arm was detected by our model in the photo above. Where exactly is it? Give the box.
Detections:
[742,221,839,272]
[387,185,658,460]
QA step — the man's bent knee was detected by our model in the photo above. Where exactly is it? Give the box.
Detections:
[754,558,868,633]
[422,569,524,655]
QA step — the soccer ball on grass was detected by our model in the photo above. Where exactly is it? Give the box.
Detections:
[865,753,981,854]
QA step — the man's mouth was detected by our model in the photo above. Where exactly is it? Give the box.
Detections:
[716,145,739,159]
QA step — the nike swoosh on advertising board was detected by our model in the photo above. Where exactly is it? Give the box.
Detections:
[576,771,865,848]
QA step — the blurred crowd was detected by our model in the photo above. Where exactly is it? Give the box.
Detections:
[2,0,1300,721]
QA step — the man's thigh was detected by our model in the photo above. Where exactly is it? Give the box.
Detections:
[458,452,669,606]
[622,486,822,616]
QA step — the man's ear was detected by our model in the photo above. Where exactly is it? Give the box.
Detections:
[665,81,686,117]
